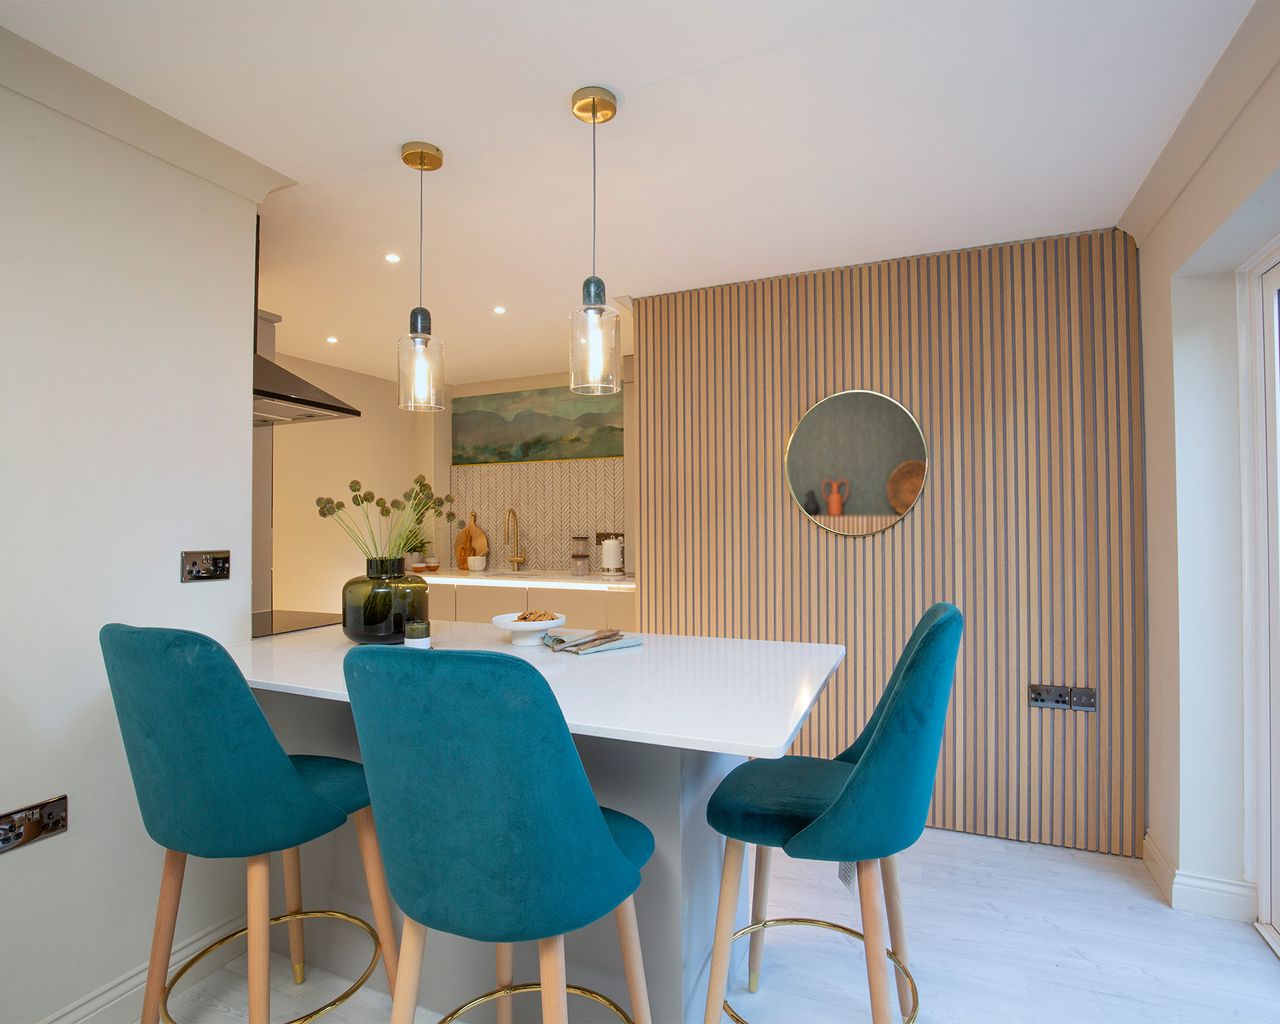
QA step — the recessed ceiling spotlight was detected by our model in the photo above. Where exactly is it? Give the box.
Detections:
[325,336,339,344]
[384,253,401,263]
[493,306,506,315]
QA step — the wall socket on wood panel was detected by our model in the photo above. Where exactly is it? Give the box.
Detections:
[1028,684,1097,712]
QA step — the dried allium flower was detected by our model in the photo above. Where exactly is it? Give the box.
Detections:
[349,480,361,493]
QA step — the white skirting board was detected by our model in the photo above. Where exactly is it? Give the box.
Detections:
[1256,922,1280,959]
[41,912,246,1024]
[1143,830,1258,922]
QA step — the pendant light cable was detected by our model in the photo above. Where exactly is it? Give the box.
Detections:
[591,97,597,279]
[418,161,424,311]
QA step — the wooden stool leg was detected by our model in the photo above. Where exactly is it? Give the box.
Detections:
[141,850,186,1024]
[495,943,514,1024]
[391,918,427,1024]
[282,846,306,984]
[246,853,271,1024]
[748,845,772,992]
[538,935,568,1024]
[703,838,745,1024]
[856,860,893,1024]
[614,896,652,1024]
[880,856,912,1020]
[354,807,399,992]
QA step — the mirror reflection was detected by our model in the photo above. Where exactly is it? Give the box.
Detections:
[785,390,927,536]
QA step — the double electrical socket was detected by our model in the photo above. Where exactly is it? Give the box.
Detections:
[0,795,67,856]
[1028,684,1097,712]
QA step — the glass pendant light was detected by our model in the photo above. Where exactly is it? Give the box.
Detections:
[397,142,444,411]
[569,87,622,396]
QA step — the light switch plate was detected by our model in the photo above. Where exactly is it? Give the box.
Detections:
[1071,687,1098,712]
[181,549,230,582]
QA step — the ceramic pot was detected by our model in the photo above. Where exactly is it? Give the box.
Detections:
[822,478,850,516]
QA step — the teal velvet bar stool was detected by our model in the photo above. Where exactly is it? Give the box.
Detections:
[702,603,963,1024]
[344,646,654,1024]
[99,625,400,1024]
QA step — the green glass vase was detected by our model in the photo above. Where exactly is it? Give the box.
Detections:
[342,557,429,645]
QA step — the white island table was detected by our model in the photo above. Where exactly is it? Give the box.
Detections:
[228,622,844,1023]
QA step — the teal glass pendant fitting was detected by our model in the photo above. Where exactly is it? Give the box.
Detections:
[568,88,622,396]
[397,142,444,412]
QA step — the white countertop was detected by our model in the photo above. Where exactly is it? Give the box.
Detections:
[228,622,843,758]
[419,569,636,592]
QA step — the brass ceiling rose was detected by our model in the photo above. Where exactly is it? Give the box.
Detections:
[571,86,617,124]
[400,141,443,171]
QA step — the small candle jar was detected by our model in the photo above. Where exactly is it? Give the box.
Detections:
[404,619,432,649]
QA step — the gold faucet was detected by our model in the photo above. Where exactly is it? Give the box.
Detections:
[504,508,525,571]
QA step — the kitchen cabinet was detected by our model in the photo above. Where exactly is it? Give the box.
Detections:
[606,591,637,632]
[455,585,527,623]
[538,588,609,630]
[430,577,637,632]
[426,583,455,623]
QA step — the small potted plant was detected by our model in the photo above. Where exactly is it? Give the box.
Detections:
[316,475,455,644]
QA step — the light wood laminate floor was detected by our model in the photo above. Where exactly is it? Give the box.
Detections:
[168,828,1279,1023]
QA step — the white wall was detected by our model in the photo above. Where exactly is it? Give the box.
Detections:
[0,32,289,1022]
[1170,274,1247,892]
[270,356,436,611]
[1120,0,1280,918]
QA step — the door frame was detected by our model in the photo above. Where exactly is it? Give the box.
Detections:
[1237,236,1280,952]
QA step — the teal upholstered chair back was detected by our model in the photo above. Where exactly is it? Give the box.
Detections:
[834,604,946,769]
[784,603,963,861]
[344,647,640,943]
[100,624,346,858]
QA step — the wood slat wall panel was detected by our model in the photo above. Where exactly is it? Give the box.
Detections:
[634,229,1145,855]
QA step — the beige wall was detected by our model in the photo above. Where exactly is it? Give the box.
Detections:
[636,229,1147,855]
[0,30,290,1021]
[271,356,436,611]
[1119,0,1280,917]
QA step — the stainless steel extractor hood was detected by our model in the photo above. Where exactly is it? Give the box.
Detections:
[252,309,360,427]
[253,354,361,426]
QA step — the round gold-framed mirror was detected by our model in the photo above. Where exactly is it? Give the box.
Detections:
[785,390,928,537]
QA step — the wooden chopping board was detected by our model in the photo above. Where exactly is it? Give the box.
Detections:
[455,512,489,566]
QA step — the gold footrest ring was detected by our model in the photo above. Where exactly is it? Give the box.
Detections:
[439,982,633,1024]
[160,909,381,1024]
[723,916,918,1024]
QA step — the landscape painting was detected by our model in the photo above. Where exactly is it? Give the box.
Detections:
[452,386,624,464]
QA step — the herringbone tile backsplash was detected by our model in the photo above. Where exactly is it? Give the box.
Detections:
[448,458,625,572]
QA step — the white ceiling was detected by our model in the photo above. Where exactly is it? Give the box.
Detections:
[0,1,1249,383]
